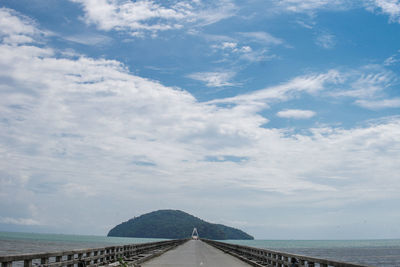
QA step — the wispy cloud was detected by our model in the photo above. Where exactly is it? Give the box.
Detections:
[0,217,41,226]
[70,0,237,36]
[296,19,316,29]
[274,0,400,25]
[187,71,238,87]
[330,66,396,99]
[209,65,398,113]
[365,0,400,23]
[355,98,400,109]
[209,70,341,106]
[63,34,112,46]
[273,0,351,13]
[317,65,400,110]
[238,31,283,45]
[211,41,252,53]
[277,109,316,119]
[192,0,237,27]
[197,33,236,43]
[384,49,400,66]
[210,41,272,63]
[315,32,336,49]
[213,41,238,50]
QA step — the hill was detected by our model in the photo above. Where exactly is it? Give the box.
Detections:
[107,210,254,240]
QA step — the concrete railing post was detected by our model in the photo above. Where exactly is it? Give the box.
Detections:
[23,260,32,267]
[67,254,74,267]
[40,257,48,265]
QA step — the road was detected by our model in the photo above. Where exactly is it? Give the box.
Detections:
[142,239,252,267]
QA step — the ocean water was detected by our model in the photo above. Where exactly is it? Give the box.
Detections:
[1,232,399,266]
[225,239,400,267]
[0,231,166,256]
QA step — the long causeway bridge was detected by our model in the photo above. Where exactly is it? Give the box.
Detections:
[0,238,374,267]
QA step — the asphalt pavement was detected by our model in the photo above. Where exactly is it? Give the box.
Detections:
[142,239,251,267]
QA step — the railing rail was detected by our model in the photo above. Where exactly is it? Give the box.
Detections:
[202,239,375,267]
[0,239,187,267]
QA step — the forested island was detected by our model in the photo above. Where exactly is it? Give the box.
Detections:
[107,210,254,240]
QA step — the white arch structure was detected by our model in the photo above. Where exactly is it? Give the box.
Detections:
[192,228,199,240]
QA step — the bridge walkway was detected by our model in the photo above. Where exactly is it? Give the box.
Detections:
[142,239,251,267]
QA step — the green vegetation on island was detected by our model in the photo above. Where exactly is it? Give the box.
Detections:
[107,210,254,240]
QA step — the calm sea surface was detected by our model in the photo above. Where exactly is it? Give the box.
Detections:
[1,232,400,266]
[226,239,400,267]
[0,232,166,255]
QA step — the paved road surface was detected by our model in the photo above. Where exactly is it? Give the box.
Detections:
[142,240,251,267]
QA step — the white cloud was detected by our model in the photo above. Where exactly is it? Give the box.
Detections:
[366,0,400,23]
[0,217,41,226]
[384,49,400,66]
[63,34,112,46]
[277,109,316,119]
[212,41,252,53]
[274,0,350,13]
[0,8,39,45]
[315,32,336,49]
[240,46,252,53]
[208,32,282,63]
[296,19,316,29]
[209,70,341,106]
[198,33,236,43]
[315,65,400,110]
[211,41,265,62]
[220,42,238,49]
[356,98,400,109]
[240,48,276,62]
[208,64,398,111]
[330,66,396,99]
[238,31,283,45]
[350,71,395,97]
[192,0,237,26]
[187,71,238,87]
[70,0,236,36]
[272,0,400,25]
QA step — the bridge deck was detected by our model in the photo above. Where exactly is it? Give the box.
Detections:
[142,240,251,267]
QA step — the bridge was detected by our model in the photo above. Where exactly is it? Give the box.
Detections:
[0,239,373,267]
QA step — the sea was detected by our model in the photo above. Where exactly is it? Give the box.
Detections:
[1,232,400,267]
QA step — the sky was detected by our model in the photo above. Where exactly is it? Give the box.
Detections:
[0,0,399,240]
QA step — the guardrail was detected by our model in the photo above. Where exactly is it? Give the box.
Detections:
[0,239,187,267]
[202,239,374,267]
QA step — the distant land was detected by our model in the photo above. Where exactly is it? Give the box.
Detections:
[107,210,254,240]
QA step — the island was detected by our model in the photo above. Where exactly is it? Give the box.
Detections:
[107,209,254,240]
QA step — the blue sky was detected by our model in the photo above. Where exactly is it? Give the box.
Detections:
[0,0,399,239]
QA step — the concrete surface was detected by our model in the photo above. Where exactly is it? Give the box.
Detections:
[141,240,251,267]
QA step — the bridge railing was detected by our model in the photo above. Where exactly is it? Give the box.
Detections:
[202,239,374,267]
[0,239,186,267]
